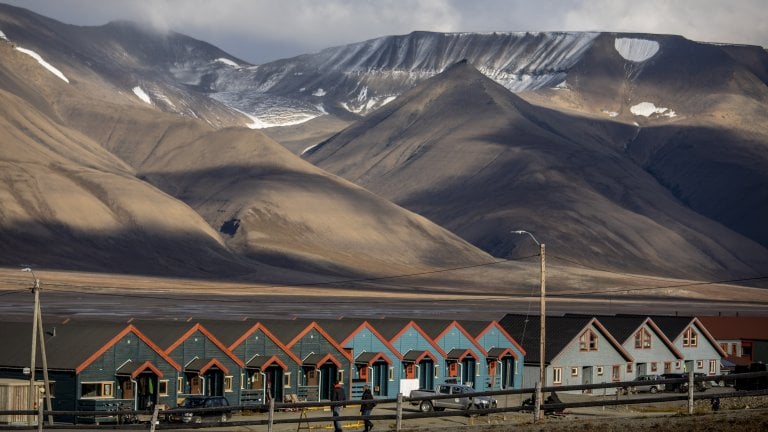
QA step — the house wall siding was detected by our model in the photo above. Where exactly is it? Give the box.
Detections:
[476,325,525,389]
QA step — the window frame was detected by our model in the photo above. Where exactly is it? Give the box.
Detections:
[224,376,234,393]
[552,367,563,384]
[81,381,114,399]
[158,380,169,397]
[579,329,599,352]
[683,327,699,347]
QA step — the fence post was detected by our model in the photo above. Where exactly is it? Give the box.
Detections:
[268,397,275,432]
[533,381,541,422]
[687,371,694,415]
[149,405,159,432]
[37,398,43,432]
[396,393,403,431]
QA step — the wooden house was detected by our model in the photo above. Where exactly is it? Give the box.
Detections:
[263,320,352,401]
[318,319,401,399]
[0,320,180,422]
[500,314,633,394]
[593,316,684,376]
[133,321,243,407]
[650,316,726,376]
[414,319,489,390]
[458,320,526,390]
[387,319,445,395]
[699,316,768,366]
[206,320,302,406]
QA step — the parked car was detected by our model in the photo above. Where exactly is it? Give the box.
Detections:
[410,383,496,412]
[661,373,708,393]
[625,374,666,394]
[171,395,232,424]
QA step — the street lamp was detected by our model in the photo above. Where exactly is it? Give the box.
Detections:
[511,230,546,421]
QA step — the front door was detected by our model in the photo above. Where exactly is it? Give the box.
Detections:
[636,363,647,377]
[461,357,477,388]
[371,361,389,396]
[582,366,593,393]
[500,356,515,389]
[264,365,284,402]
[136,372,158,410]
[205,369,225,396]
[319,362,338,400]
[418,359,434,390]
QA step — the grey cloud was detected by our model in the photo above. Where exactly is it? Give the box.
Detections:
[3,0,765,64]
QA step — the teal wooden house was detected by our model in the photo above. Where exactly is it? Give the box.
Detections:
[135,321,244,407]
[0,320,180,422]
[459,320,526,390]
[388,320,445,393]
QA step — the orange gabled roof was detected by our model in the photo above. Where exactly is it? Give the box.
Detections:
[286,322,353,361]
[435,321,489,356]
[230,322,302,364]
[128,361,164,379]
[341,321,403,361]
[166,323,244,367]
[390,321,447,357]
[76,325,181,374]
[476,321,527,357]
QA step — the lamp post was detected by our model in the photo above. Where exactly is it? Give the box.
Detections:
[511,230,545,422]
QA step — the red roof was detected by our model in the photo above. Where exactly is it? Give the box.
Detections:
[698,316,768,340]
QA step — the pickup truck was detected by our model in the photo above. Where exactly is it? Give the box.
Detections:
[409,383,497,412]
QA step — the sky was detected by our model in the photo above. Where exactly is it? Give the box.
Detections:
[3,0,766,64]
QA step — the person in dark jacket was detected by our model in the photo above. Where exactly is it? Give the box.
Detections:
[331,381,347,432]
[360,385,376,432]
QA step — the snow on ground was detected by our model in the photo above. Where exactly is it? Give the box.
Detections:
[602,110,619,117]
[216,58,239,68]
[630,102,676,117]
[0,30,8,40]
[132,86,152,104]
[615,38,660,62]
[301,142,322,155]
[14,47,69,83]
[312,88,327,97]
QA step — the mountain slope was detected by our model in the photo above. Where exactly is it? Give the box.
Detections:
[305,61,768,280]
[0,26,494,280]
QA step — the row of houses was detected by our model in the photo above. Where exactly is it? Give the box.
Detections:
[1,313,753,421]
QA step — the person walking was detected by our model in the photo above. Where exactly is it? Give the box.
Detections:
[360,385,376,432]
[331,381,347,432]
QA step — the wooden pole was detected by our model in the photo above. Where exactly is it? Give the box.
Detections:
[28,280,40,426]
[538,243,546,422]
[36,303,53,425]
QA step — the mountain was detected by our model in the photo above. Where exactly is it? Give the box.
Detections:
[305,59,768,280]
[1,3,766,287]
[0,5,494,281]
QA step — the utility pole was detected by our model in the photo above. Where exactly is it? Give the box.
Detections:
[23,268,52,426]
[511,230,546,422]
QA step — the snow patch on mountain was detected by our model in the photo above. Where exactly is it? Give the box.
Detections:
[0,30,8,41]
[216,58,239,68]
[631,102,676,117]
[132,86,152,104]
[312,88,326,97]
[14,47,69,83]
[615,38,660,62]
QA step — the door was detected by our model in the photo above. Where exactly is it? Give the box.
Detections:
[636,363,647,377]
[205,369,225,396]
[319,362,338,400]
[500,357,515,389]
[264,366,284,402]
[418,359,434,390]
[461,358,477,388]
[121,379,134,400]
[190,376,203,394]
[136,373,158,410]
[371,362,389,396]
[582,366,593,393]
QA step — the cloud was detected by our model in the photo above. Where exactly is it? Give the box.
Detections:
[3,0,766,64]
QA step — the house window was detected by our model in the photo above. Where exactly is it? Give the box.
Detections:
[731,343,738,356]
[683,327,698,347]
[579,329,598,351]
[224,376,234,392]
[177,377,184,394]
[611,366,620,382]
[434,365,439,379]
[571,367,579,377]
[634,328,652,349]
[284,372,292,388]
[720,343,729,353]
[389,367,394,381]
[81,382,114,399]
[696,360,704,370]
[158,380,169,397]
[553,367,562,384]
[596,366,604,376]
[664,362,672,373]
[626,363,633,374]
[675,361,682,369]
[337,370,344,384]
[651,363,658,372]
[709,360,717,375]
